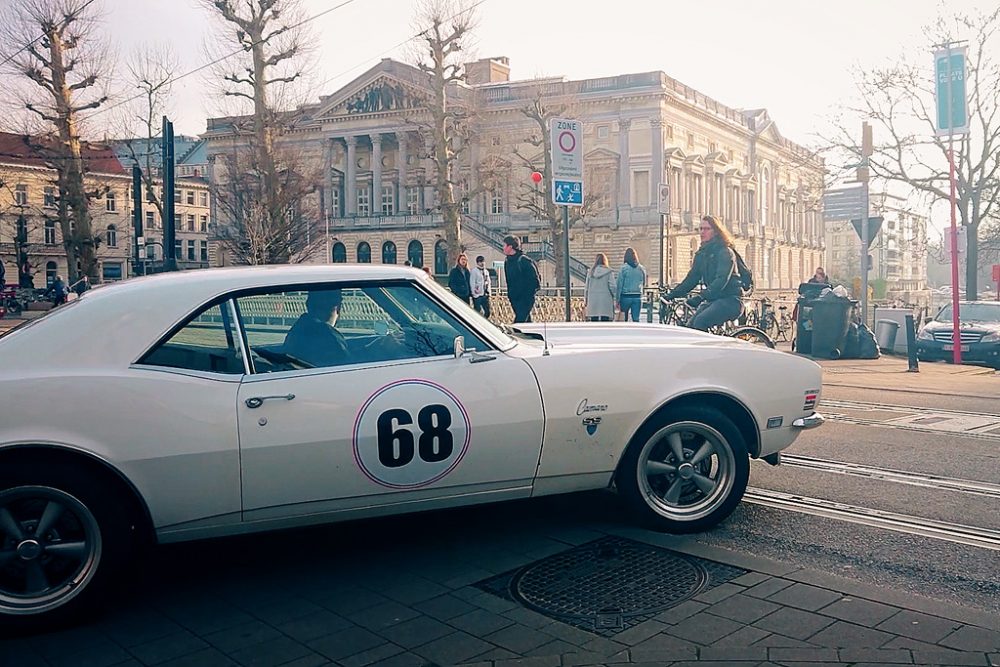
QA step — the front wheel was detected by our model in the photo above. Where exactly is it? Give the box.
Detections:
[0,464,132,634]
[730,326,776,348]
[617,406,750,533]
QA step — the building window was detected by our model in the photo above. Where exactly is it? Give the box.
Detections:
[174,214,181,230]
[187,214,195,231]
[406,187,419,214]
[357,187,370,216]
[357,241,371,263]
[199,191,208,207]
[687,132,695,149]
[332,242,347,263]
[14,184,27,206]
[407,239,424,268]
[666,125,674,139]
[597,125,610,139]
[145,211,156,230]
[106,224,118,247]
[381,185,394,216]
[632,170,650,207]
[382,240,397,264]
[186,190,195,205]
[173,189,181,203]
[46,261,57,286]
[43,187,56,208]
[44,220,57,245]
[187,239,196,261]
[174,239,182,259]
[491,136,502,146]
[102,262,123,282]
[200,215,208,232]
[490,187,504,215]
[146,188,155,202]
[146,239,157,260]
[200,240,208,262]
[434,240,448,275]
[330,188,340,217]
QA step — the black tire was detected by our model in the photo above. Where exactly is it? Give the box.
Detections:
[617,406,750,533]
[0,463,132,634]
[6,301,22,317]
[730,326,776,348]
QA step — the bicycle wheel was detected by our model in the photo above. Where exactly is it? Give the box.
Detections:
[729,326,775,348]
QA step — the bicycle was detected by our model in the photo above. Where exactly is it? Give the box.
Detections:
[658,291,775,348]
[757,296,794,342]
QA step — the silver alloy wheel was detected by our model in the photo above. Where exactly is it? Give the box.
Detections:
[635,421,736,522]
[0,486,102,616]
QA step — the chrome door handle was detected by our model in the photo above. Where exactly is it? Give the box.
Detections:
[245,394,295,409]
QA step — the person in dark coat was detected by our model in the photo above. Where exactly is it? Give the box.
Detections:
[283,289,350,367]
[503,236,540,323]
[447,253,472,305]
[72,275,91,296]
[663,215,743,331]
[49,275,68,306]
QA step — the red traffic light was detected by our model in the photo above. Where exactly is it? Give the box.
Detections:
[530,171,542,184]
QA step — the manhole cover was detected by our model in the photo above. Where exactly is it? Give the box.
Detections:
[476,536,745,636]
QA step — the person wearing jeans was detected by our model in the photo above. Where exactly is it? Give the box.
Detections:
[616,247,647,322]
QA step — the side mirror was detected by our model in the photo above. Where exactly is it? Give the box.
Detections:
[453,335,465,359]
[924,317,933,325]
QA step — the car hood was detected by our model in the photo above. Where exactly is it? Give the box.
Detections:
[513,322,754,349]
[922,320,1000,334]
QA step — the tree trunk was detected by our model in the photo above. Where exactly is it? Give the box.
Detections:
[249,24,287,264]
[430,42,461,264]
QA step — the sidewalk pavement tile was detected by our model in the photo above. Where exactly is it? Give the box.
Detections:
[494,656,562,667]
[743,577,796,599]
[710,625,772,647]
[466,647,519,661]
[347,600,420,630]
[484,623,556,653]
[249,597,325,626]
[380,577,452,605]
[412,631,495,664]
[806,619,897,648]
[663,611,745,644]
[337,642,405,667]
[226,635,319,667]
[274,610,353,642]
[524,639,580,657]
[201,619,283,653]
[560,650,629,666]
[413,593,481,621]
[837,647,915,663]
[34,635,131,667]
[381,615,455,649]
[941,626,1000,652]
[127,631,209,664]
[911,649,991,665]
[609,620,669,646]
[503,606,559,630]
[818,597,900,626]
[152,648,239,667]
[729,572,772,587]
[277,657,332,667]
[693,582,743,604]
[700,646,769,661]
[667,662,761,667]
[705,593,782,624]
[538,621,603,645]
[765,582,843,611]
[306,627,385,661]
[449,608,518,635]
[876,609,965,643]
[768,647,841,662]
[309,587,390,615]
[653,599,709,624]
[989,652,1000,666]
[752,607,836,640]
[625,645,699,662]
[751,633,819,648]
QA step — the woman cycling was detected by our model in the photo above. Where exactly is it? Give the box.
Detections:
[663,215,743,331]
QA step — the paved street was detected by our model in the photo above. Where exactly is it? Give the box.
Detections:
[1,350,998,666]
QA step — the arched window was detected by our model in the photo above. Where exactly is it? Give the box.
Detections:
[407,239,424,268]
[332,242,347,263]
[357,241,371,263]
[381,240,397,264]
[106,224,118,248]
[434,240,448,275]
[45,261,57,287]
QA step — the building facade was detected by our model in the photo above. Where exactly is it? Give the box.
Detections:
[0,132,212,286]
[204,58,825,290]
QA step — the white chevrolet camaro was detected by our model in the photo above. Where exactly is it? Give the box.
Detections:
[0,265,823,630]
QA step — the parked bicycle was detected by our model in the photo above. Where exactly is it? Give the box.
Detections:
[753,296,795,342]
[658,289,775,348]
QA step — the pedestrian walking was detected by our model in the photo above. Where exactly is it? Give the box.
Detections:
[49,275,68,306]
[616,247,647,322]
[585,253,617,322]
[71,275,91,296]
[448,253,472,305]
[808,267,829,284]
[470,255,492,318]
[503,236,540,323]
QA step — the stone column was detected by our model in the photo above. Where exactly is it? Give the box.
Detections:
[469,138,480,215]
[650,118,665,283]
[618,118,632,212]
[371,133,383,215]
[396,131,408,214]
[323,138,334,219]
[345,136,357,216]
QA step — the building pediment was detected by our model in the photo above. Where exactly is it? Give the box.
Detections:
[313,61,433,119]
[585,147,619,162]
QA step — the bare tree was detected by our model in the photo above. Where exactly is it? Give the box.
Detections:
[0,0,111,282]
[411,0,478,265]
[200,0,317,264]
[115,44,177,225]
[822,7,1000,299]
[511,94,599,285]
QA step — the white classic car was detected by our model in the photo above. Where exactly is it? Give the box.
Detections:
[0,265,823,629]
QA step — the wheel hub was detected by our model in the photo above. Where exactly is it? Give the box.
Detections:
[16,539,43,561]
[677,462,695,480]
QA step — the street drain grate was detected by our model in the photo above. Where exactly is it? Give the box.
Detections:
[476,536,745,636]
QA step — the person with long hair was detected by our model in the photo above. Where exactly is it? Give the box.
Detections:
[663,215,743,331]
[585,253,617,321]
[447,253,472,305]
[616,247,647,322]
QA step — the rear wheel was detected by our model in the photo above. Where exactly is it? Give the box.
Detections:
[0,464,131,634]
[618,406,750,533]
[730,326,776,348]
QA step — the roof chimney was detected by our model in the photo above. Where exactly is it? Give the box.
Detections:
[465,57,510,85]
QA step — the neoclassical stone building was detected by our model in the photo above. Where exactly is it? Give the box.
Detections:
[204,57,825,290]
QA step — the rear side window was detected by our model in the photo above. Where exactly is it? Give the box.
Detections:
[138,303,244,374]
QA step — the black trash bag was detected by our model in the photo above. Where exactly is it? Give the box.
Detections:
[843,322,861,359]
[855,323,881,359]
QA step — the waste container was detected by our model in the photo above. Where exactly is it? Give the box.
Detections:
[875,319,900,353]
[810,297,856,359]
[793,282,830,356]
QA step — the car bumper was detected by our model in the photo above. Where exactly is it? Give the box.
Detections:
[792,412,825,429]
[916,340,1000,367]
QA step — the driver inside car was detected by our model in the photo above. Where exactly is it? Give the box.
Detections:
[282,289,351,367]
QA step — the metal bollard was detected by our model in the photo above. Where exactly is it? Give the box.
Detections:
[905,313,919,372]
[647,292,654,323]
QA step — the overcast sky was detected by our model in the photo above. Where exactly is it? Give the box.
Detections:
[104,0,991,231]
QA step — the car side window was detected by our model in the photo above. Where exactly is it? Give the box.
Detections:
[236,282,490,374]
[139,302,244,374]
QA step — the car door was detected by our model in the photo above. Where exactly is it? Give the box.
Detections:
[234,280,545,522]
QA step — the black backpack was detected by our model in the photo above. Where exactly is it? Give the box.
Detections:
[733,249,754,294]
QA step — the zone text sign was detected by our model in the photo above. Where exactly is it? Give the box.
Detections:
[550,118,584,206]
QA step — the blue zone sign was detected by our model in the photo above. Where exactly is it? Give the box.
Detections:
[554,180,583,205]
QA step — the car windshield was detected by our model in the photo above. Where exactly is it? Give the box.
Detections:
[935,303,1000,323]
[418,274,515,348]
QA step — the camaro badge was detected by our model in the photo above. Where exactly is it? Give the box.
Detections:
[582,416,602,435]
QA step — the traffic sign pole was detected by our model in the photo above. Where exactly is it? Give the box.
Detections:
[945,43,962,365]
[563,205,571,322]
[550,118,584,322]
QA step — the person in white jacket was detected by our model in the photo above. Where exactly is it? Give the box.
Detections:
[585,253,617,321]
[470,255,492,318]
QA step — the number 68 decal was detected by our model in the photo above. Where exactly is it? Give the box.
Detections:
[353,379,471,489]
